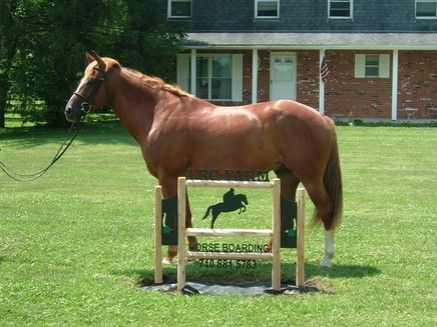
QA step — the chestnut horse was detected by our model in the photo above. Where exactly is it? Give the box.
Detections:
[65,52,343,267]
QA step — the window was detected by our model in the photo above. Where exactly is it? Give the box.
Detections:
[355,54,390,78]
[329,0,352,18]
[168,0,191,18]
[365,55,379,77]
[255,0,280,18]
[196,56,232,100]
[416,0,437,18]
[177,54,243,101]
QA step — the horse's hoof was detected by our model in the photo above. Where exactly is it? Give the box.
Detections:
[319,259,332,268]
[162,257,175,265]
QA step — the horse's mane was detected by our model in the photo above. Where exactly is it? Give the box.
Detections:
[125,68,192,98]
[88,57,192,98]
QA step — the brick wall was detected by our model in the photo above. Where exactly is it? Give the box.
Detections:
[324,50,392,119]
[399,51,437,119]
[296,51,319,109]
[171,49,437,120]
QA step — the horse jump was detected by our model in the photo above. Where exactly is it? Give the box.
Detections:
[154,177,306,292]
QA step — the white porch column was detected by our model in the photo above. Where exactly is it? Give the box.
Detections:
[252,49,258,103]
[391,49,399,121]
[190,48,197,96]
[319,49,325,114]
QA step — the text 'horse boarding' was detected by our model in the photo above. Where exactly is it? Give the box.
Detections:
[65,52,343,268]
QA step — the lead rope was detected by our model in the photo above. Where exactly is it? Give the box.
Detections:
[0,114,85,182]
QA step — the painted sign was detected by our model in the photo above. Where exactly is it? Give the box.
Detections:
[187,169,270,181]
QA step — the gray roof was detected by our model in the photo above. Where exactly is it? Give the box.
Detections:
[185,32,437,50]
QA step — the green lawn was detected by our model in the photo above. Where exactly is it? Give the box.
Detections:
[1,120,436,326]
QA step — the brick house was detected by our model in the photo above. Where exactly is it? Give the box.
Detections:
[166,0,437,121]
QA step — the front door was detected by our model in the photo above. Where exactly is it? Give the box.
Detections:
[270,53,297,101]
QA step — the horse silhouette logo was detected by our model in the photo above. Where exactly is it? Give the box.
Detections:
[202,188,248,228]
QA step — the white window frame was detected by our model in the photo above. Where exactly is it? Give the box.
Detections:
[255,0,280,19]
[415,0,437,19]
[354,54,390,79]
[168,0,192,19]
[177,53,243,102]
[195,55,233,101]
[328,0,353,19]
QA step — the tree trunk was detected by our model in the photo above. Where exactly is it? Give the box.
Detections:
[0,75,7,128]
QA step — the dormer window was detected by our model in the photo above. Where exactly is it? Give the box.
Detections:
[255,0,280,19]
[168,0,191,18]
[329,0,353,19]
[416,0,437,18]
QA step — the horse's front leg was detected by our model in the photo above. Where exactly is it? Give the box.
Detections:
[186,196,198,251]
[159,175,197,264]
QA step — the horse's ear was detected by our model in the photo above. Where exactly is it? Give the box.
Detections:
[87,50,106,70]
[85,52,94,64]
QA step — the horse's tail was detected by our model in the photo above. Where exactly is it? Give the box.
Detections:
[314,128,343,230]
[202,206,213,220]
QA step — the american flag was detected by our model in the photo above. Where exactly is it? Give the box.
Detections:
[320,55,330,82]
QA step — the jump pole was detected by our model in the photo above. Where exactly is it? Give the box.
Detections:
[177,177,187,291]
[154,186,163,283]
[296,187,305,287]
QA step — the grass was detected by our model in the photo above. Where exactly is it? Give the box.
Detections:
[0,118,436,326]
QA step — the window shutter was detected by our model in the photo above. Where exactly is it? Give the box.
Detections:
[177,54,190,92]
[354,54,365,78]
[232,54,243,102]
[379,54,390,78]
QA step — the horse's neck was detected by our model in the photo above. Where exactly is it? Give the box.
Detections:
[110,69,157,143]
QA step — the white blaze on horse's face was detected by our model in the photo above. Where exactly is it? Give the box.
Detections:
[65,76,91,122]
[65,70,104,122]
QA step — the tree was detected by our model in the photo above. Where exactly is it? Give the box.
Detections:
[115,0,188,78]
[9,0,126,126]
[0,0,20,128]
[1,0,187,127]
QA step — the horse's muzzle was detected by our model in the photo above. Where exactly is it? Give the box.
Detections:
[64,104,83,123]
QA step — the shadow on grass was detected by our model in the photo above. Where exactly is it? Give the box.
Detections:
[1,121,136,149]
[113,261,381,288]
[305,263,381,279]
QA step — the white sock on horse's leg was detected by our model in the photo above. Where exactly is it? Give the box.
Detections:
[163,245,176,265]
[162,257,175,265]
[320,229,335,268]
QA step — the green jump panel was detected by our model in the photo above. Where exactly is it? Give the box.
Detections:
[280,196,297,248]
[161,195,178,245]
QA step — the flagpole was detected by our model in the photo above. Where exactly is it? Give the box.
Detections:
[319,49,325,115]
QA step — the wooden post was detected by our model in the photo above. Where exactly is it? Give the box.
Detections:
[296,188,305,286]
[271,178,281,290]
[177,177,187,291]
[154,186,163,283]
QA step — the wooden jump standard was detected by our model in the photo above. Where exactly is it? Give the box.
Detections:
[154,177,305,292]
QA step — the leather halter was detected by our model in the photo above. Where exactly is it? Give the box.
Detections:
[73,70,106,114]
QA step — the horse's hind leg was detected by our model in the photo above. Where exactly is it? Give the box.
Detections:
[303,179,335,268]
[264,168,300,251]
[275,167,300,201]
[277,167,336,267]
[185,196,198,250]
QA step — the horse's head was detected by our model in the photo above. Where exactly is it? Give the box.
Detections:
[65,51,116,122]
